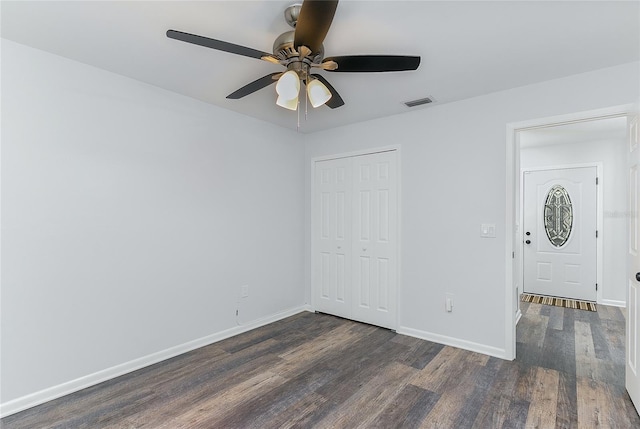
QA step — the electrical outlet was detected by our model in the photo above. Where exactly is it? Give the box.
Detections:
[445,293,454,312]
[241,285,249,298]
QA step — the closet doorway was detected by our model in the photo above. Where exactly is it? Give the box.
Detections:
[312,149,399,329]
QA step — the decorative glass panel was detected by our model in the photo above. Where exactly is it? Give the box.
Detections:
[544,185,573,247]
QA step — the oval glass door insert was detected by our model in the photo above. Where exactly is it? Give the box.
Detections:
[544,185,573,247]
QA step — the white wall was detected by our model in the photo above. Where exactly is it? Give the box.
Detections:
[1,40,305,408]
[521,138,627,305]
[2,36,639,415]
[304,62,640,356]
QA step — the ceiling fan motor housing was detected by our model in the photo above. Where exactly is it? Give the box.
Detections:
[273,30,324,62]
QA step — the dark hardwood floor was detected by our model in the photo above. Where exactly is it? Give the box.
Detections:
[2,303,639,428]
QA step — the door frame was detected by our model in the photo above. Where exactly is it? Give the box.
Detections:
[520,163,603,303]
[310,145,402,330]
[505,103,636,360]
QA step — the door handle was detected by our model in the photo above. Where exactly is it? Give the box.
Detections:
[525,240,531,245]
[636,272,640,282]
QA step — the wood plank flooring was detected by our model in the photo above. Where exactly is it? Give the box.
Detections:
[2,303,639,428]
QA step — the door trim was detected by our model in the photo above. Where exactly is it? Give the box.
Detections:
[505,103,637,360]
[520,163,603,303]
[310,145,402,330]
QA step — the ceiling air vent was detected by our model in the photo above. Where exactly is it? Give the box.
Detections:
[404,96,434,108]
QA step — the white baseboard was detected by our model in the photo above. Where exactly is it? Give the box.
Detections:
[0,305,311,418]
[600,299,626,308]
[397,326,507,360]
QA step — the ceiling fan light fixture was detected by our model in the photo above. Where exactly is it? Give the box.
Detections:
[275,70,300,101]
[276,94,299,110]
[167,0,421,115]
[307,78,332,108]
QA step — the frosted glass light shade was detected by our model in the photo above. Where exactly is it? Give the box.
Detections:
[275,70,300,100]
[307,79,332,108]
[276,95,298,110]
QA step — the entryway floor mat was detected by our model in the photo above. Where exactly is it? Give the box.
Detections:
[521,293,597,312]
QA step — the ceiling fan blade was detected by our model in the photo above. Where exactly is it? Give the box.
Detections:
[323,55,421,72]
[311,74,344,109]
[227,73,281,99]
[294,0,339,54]
[167,29,272,60]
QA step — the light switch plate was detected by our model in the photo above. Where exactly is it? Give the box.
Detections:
[480,223,496,238]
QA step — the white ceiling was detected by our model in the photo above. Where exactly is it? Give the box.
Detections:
[2,1,639,133]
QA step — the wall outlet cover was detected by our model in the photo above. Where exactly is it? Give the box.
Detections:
[445,293,454,312]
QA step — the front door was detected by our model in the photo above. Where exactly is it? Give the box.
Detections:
[523,167,597,301]
[626,114,640,412]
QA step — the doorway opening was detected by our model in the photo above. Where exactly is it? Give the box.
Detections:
[505,104,635,361]
[518,118,628,308]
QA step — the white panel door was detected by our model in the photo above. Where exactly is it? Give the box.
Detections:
[313,157,352,318]
[313,151,398,330]
[626,114,640,412]
[523,167,597,301]
[351,152,397,329]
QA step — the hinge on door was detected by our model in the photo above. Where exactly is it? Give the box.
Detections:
[596,177,599,185]
[596,230,599,238]
[596,283,598,291]
[512,251,515,259]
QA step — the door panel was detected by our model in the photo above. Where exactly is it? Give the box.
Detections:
[352,152,397,329]
[627,113,640,412]
[313,157,352,318]
[523,167,597,301]
[358,256,371,307]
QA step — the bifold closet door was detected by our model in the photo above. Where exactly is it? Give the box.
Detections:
[313,151,398,329]
[313,157,352,319]
[351,152,397,329]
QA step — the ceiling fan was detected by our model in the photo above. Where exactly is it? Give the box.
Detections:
[167,0,420,111]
